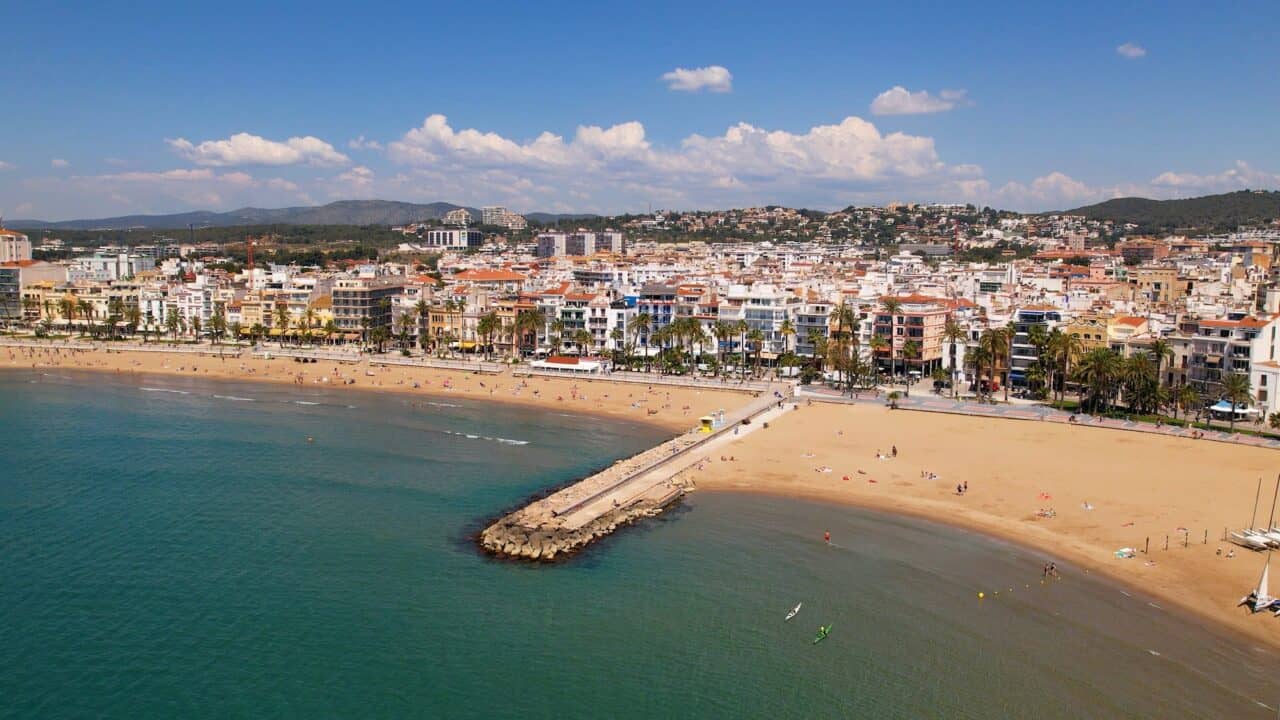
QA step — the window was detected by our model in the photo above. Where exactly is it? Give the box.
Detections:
[1260,390,1269,403]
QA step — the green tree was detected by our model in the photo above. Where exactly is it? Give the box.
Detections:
[1219,372,1253,433]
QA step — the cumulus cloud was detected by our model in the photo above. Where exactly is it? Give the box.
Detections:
[382,113,962,210]
[661,65,733,93]
[51,158,69,168]
[870,87,968,115]
[1149,161,1280,194]
[1116,42,1146,59]
[348,135,383,151]
[22,168,315,217]
[167,132,349,167]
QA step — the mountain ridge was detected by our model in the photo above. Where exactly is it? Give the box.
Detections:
[1061,190,1280,231]
[7,199,597,230]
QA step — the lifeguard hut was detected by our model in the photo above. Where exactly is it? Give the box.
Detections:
[699,416,715,433]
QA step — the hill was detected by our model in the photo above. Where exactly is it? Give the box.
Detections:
[8,200,596,231]
[1062,190,1280,232]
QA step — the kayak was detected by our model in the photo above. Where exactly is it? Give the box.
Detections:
[785,603,802,621]
[813,624,833,644]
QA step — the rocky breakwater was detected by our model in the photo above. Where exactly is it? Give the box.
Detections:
[479,429,706,562]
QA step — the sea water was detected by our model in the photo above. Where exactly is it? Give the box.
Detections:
[1,371,1276,718]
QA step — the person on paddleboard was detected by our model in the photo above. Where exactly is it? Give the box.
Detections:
[824,531,830,545]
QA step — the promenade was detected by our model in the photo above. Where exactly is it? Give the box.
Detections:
[798,385,1280,451]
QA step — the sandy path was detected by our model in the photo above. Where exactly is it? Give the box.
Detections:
[680,401,1280,649]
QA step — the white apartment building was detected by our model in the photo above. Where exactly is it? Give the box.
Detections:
[424,229,483,249]
[0,228,32,263]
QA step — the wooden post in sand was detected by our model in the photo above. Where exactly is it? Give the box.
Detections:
[1144,537,1150,554]
[1164,535,1169,551]
[1204,529,1208,545]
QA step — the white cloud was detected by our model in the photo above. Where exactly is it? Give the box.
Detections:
[348,135,383,151]
[1150,161,1280,194]
[870,86,968,115]
[51,158,69,168]
[383,113,959,211]
[167,132,350,167]
[661,65,733,93]
[1116,42,1147,59]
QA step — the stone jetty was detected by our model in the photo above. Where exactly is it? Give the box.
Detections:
[479,388,790,561]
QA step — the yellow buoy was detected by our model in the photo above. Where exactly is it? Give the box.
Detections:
[978,592,984,599]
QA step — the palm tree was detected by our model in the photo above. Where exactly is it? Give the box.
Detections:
[165,309,180,342]
[609,327,624,367]
[549,318,565,357]
[1148,337,1174,388]
[806,328,827,373]
[229,321,242,344]
[779,319,795,356]
[303,306,318,345]
[943,319,966,397]
[208,304,227,345]
[1047,329,1082,405]
[274,304,291,344]
[747,328,765,378]
[902,339,921,394]
[414,299,431,350]
[125,305,142,339]
[323,319,339,346]
[515,307,546,358]
[574,328,594,356]
[867,334,889,384]
[630,312,651,369]
[57,296,76,336]
[1122,352,1158,413]
[1074,348,1122,413]
[1174,383,1199,422]
[76,299,92,338]
[477,311,500,360]
[1220,372,1253,433]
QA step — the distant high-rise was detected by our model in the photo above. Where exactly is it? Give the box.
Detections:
[443,208,473,227]
[482,206,528,231]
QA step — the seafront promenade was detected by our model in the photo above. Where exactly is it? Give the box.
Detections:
[798,385,1280,451]
[479,386,791,560]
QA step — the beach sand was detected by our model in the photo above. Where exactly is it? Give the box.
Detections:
[681,401,1280,649]
[0,345,754,433]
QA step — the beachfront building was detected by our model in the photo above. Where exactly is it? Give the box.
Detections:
[1176,315,1280,397]
[793,299,833,359]
[1008,305,1063,387]
[331,276,406,333]
[720,283,796,356]
[872,294,949,377]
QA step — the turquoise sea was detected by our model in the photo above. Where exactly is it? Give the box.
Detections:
[2,370,1278,718]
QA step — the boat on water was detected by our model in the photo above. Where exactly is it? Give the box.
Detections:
[785,603,802,621]
[813,624,832,644]
[1240,555,1277,613]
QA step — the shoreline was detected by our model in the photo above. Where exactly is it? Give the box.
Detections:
[0,345,756,434]
[679,401,1280,651]
[8,344,1280,651]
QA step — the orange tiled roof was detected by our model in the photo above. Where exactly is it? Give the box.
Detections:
[452,269,526,282]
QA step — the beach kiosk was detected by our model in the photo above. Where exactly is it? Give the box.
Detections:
[699,415,715,433]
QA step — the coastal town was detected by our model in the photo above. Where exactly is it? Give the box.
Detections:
[7,199,1280,649]
[6,199,1280,427]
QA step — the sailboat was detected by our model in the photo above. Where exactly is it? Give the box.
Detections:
[1239,555,1277,613]
[785,603,802,621]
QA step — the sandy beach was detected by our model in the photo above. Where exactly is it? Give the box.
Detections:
[679,401,1280,649]
[0,345,754,433]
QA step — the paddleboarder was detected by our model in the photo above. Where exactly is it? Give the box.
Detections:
[824,531,831,545]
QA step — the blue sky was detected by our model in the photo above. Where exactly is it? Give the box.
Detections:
[3,0,1278,220]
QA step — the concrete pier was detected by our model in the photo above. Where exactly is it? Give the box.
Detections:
[479,386,792,561]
